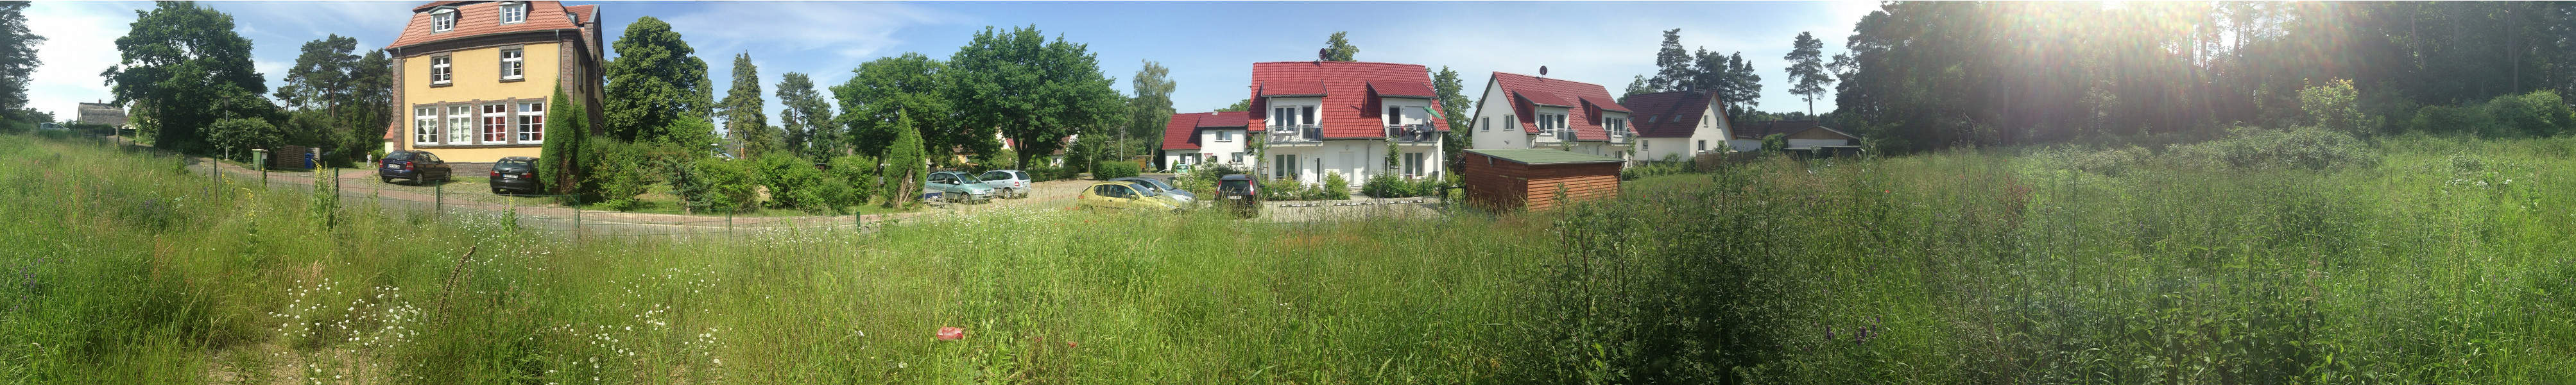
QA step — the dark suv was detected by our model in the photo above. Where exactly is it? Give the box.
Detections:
[377,150,453,185]
[489,157,540,194]
[1217,173,1260,218]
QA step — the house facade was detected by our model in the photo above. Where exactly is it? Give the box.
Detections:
[1619,90,1735,162]
[1727,120,1860,152]
[1160,111,1253,171]
[1248,61,1451,187]
[381,1,604,164]
[1466,72,1633,160]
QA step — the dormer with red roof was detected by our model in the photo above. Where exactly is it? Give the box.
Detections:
[381,1,605,165]
[1244,61,1453,185]
[1466,72,1635,162]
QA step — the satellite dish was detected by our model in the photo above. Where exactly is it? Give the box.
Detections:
[1318,48,1330,61]
[1539,66,1549,76]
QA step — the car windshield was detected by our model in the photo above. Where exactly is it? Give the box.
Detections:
[1126,182,1162,196]
[952,173,981,184]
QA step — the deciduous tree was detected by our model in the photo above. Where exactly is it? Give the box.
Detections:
[103,2,273,154]
[1323,31,1360,62]
[947,25,1127,169]
[834,53,949,160]
[603,16,713,144]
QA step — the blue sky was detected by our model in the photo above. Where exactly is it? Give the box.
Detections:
[25,1,1878,124]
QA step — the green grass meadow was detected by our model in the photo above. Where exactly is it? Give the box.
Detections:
[3,131,2572,384]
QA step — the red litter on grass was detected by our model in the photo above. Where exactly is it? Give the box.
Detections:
[936,327,965,341]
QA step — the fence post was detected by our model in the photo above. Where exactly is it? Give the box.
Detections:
[726,212,735,235]
[572,194,583,243]
[434,182,443,216]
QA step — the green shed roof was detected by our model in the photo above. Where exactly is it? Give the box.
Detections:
[1465,148,1626,165]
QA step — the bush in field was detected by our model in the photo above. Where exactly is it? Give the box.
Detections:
[2299,78,2373,137]
[826,155,879,207]
[1172,163,1242,194]
[205,117,282,161]
[2487,90,2572,137]
[880,113,928,208]
[1760,133,1789,153]
[537,85,588,195]
[2036,145,2157,176]
[1620,158,1690,180]
[581,139,658,211]
[1322,171,1351,200]
[1092,160,1140,180]
[680,157,758,214]
[1361,173,1404,198]
[752,153,838,214]
[2170,126,2376,170]
[1022,162,1066,182]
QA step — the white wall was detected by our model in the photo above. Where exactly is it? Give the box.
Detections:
[1198,129,1252,166]
[1468,81,1525,150]
[1162,150,1199,171]
[1636,98,1735,161]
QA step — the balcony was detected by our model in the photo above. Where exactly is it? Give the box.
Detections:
[1266,124,1321,144]
[1545,129,1576,142]
[1386,124,1438,143]
[1608,130,1632,144]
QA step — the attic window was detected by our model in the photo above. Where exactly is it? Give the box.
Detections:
[430,8,456,32]
[499,3,527,24]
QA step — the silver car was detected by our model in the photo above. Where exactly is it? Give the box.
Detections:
[926,171,997,203]
[979,169,1035,199]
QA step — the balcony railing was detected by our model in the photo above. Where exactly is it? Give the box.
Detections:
[1267,124,1321,144]
[1386,124,1438,142]
[1608,130,1631,144]
[1548,129,1576,142]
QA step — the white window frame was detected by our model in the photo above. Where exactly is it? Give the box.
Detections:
[1274,154,1297,179]
[499,49,524,80]
[1403,152,1425,177]
[481,103,510,143]
[1215,130,1232,142]
[445,105,472,144]
[1480,118,1489,132]
[1505,115,1517,132]
[431,9,456,32]
[516,101,545,144]
[431,56,452,85]
[498,3,527,24]
[413,107,438,145]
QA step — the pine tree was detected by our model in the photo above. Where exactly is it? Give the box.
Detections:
[719,52,776,158]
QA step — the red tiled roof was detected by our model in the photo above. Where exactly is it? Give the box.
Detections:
[1620,90,1719,138]
[1198,110,1249,128]
[562,4,595,24]
[1247,61,1452,139]
[1161,112,1208,151]
[1258,80,1329,97]
[1368,81,1436,99]
[388,1,587,50]
[1490,72,1628,141]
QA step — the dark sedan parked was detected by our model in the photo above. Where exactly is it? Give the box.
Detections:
[377,150,453,185]
[490,157,540,194]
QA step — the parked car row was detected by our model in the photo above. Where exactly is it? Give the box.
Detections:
[925,169,1043,204]
[1076,173,1260,218]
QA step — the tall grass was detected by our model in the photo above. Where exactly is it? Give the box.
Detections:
[3,132,2572,384]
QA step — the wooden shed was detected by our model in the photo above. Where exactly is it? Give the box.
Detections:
[1459,149,1624,212]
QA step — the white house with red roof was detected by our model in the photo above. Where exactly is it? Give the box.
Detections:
[1619,90,1737,161]
[1159,111,1254,171]
[1248,61,1452,187]
[1466,72,1635,161]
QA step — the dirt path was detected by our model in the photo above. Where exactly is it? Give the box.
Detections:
[187,157,1093,237]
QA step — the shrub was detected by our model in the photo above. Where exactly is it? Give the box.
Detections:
[680,157,759,214]
[205,117,282,161]
[1092,160,1141,180]
[1322,171,1351,200]
[1620,160,1690,180]
[1024,162,1066,182]
[1263,177,1302,200]
[1172,164,1242,195]
[753,153,837,214]
[1760,133,1789,153]
[880,113,928,208]
[2170,126,2376,171]
[2036,145,2157,176]
[826,155,880,207]
[2487,90,2572,137]
[2299,78,2372,136]
[1361,173,1402,198]
[581,139,657,211]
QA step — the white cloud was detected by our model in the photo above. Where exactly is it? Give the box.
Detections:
[209,1,412,39]
[22,2,137,117]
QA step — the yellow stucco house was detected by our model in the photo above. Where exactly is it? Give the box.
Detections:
[381,1,604,165]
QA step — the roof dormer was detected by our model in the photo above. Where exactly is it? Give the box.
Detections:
[427,6,458,33]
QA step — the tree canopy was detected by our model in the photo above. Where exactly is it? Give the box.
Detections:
[946,25,1127,169]
[603,16,714,145]
[775,71,836,158]
[834,53,951,160]
[1323,31,1359,62]
[1127,60,1176,151]
[0,0,40,126]
[103,2,273,154]
[1783,31,1832,116]
[719,52,777,158]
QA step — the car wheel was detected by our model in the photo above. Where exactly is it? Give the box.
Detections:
[381,176,393,184]
[492,187,503,194]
